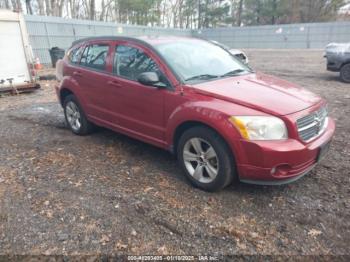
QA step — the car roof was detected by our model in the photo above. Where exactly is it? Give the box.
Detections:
[71,35,202,48]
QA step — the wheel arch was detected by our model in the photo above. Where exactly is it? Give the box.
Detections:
[171,119,239,169]
[59,87,74,106]
[341,60,350,68]
[340,61,350,83]
[173,120,215,154]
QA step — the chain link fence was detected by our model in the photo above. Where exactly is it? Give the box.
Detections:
[24,15,350,65]
[193,22,350,49]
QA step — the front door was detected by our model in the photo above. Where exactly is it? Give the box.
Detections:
[105,43,170,145]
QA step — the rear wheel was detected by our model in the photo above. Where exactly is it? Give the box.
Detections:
[63,94,94,135]
[177,126,236,191]
[340,63,350,83]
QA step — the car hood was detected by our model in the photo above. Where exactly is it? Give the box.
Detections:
[325,42,350,54]
[187,72,322,116]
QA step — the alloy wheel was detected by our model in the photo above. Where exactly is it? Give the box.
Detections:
[66,101,82,132]
[183,137,219,183]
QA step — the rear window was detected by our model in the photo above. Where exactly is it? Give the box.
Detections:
[80,44,109,71]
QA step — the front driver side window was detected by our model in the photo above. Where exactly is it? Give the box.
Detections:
[113,45,168,87]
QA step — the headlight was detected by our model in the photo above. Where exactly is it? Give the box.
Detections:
[229,116,287,140]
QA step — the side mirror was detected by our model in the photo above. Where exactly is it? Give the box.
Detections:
[137,72,160,86]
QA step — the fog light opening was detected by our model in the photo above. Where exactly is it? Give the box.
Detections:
[271,164,292,177]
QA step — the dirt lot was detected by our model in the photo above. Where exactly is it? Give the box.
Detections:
[0,50,349,257]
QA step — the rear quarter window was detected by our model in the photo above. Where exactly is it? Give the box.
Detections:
[68,45,84,64]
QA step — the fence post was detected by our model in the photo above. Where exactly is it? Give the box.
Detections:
[44,22,51,49]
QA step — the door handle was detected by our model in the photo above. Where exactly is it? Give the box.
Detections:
[107,80,122,87]
[73,71,82,77]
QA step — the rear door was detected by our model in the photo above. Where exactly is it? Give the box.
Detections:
[72,41,113,121]
[0,20,30,87]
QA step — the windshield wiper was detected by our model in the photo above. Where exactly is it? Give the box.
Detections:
[185,74,219,81]
[220,69,246,78]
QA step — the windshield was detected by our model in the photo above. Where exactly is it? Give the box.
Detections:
[155,39,251,82]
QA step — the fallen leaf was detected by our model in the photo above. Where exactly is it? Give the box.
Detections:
[308,229,322,237]
[115,241,128,250]
[144,187,154,193]
[100,234,110,245]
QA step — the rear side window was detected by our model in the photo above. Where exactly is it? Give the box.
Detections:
[68,46,84,64]
[80,44,109,71]
[113,45,160,81]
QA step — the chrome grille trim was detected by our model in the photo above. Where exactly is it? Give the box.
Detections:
[296,106,328,142]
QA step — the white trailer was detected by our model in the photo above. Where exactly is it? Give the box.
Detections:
[0,9,40,94]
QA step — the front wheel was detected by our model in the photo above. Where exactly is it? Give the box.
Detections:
[177,126,236,191]
[340,63,350,83]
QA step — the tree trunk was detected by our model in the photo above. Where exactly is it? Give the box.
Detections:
[256,0,261,24]
[100,0,105,21]
[178,0,184,28]
[16,0,22,11]
[11,0,23,11]
[237,0,243,26]
[37,0,45,15]
[51,0,60,16]
[69,0,74,18]
[197,0,201,29]
[51,0,56,15]
[271,0,277,24]
[203,0,209,28]
[45,0,51,15]
[90,0,95,20]
[26,0,33,14]
[4,0,11,9]
[59,0,65,17]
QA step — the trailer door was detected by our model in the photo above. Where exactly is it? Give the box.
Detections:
[0,20,30,87]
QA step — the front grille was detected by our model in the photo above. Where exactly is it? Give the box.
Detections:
[296,106,328,142]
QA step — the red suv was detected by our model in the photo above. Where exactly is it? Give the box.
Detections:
[55,36,335,191]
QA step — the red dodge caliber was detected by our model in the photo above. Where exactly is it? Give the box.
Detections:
[55,36,335,191]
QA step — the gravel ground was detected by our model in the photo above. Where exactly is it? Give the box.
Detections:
[0,50,349,257]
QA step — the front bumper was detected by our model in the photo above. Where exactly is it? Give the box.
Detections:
[327,62,341,72]
[236,117,335,185]
[325,53,347,72]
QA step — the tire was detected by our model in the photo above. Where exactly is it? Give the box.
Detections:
[340,63,350,83]
[177,126,236,191]
[63,94,94,135]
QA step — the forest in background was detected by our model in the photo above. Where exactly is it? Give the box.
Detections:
[1,0,349,28]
